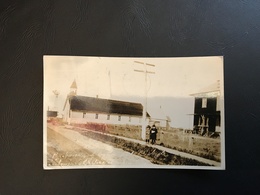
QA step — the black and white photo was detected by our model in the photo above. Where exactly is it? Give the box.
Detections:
[43,55,225,170]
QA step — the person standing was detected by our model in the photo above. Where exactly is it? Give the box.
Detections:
[146,125,151,143]
[150,125,158,144]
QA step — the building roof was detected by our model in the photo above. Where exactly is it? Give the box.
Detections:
[69,95,150,117]
[70,80,77,89]
[190,81,220,97]
[166,116,171,122]
[147,106,168,121]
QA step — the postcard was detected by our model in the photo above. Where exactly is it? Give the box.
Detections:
[43,56,225,170]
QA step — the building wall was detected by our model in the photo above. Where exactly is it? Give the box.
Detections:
[148,119,167,127]
[216,96,221,111]
[47,111,58,117]
[194,97,217,114]
[63,99,70,123]
[70,110,144,125]
[193,97,221,132]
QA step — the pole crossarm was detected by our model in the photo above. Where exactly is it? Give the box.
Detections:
[146,63,155,67]
[134,69,155,74]
[134,69,145,73]
[134,61,155,67]
[134,61,145,64]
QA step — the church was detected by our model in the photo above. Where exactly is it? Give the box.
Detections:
[63,80,151,126]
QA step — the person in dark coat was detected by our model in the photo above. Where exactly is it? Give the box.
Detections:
[150,125,158,144]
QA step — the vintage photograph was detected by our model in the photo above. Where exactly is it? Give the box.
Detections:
[43,56,225,170]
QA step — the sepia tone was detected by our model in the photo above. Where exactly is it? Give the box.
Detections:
[43,56,225,169]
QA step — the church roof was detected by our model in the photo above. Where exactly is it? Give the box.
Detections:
[69,95,150,117]
[70,80,77,88]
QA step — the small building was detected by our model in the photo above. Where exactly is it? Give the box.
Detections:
[190,81,221,136]
[147,107,171,130]
[47,110,58,117]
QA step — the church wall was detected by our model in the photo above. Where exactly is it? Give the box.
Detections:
[63,100,70,123]
[69,111,143,126]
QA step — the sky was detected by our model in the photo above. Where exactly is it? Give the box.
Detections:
[44,55,224,129]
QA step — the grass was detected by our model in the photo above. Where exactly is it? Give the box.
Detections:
[78,129,212,166]
[66,122,221,162]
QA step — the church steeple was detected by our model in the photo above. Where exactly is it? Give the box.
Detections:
[70,79,77,95]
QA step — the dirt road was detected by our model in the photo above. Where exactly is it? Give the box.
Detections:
[46,126,153,168]
[47,127,108,167]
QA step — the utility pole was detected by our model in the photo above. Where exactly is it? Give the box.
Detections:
[134,61,155,140]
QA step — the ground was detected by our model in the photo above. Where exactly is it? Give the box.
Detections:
[47,127,107,166]
[47,126,153,167]
[72,122,221,161]
[45,124,218,168]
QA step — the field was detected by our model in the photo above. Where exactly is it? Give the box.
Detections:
[70,122,221,162]
[159,129,220,161]
[76,128,212,166]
